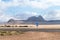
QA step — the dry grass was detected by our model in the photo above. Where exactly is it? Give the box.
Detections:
[1,24,60,29]
[0,31,24,36]
[28,25,60,29]
[0,32,60,40]
[0,25,60,40]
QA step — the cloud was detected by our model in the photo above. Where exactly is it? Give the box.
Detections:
[43,10,60,20]
[0,0,60,22]
[0,14,12,22]
[0,0,54,9]
[2,0,12,2]
[0,0,60,9]
[13,11,39,20]
[22,0,53,9]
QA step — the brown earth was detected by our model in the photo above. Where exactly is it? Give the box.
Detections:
[0,32,60,40]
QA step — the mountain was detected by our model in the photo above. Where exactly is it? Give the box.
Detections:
[8,19,25,24]
[7,15,60,24]
[48,20,60,22]
[7,15,46,24]
[26,15,46,22]
[8,19,15,23]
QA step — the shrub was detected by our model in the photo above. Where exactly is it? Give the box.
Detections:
[19,26,28,27]
[0,33,4,36]
[6,25,11,27]
[0,31,24,36]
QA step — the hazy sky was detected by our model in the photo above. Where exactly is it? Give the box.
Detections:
[0,0,60,22]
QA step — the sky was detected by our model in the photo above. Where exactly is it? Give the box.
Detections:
[0,0,60,22]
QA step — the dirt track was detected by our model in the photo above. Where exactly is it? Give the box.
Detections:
[0,32,60,40]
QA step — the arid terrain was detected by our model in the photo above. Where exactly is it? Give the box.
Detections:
[0,25,60,40]
[1,24,60,29]
[0,32,60,40]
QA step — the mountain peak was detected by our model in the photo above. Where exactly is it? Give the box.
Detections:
[7,15,46,23]
[8,19,15,23]
[26,15,46,22]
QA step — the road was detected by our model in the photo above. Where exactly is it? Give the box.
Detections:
[0,27,60,32]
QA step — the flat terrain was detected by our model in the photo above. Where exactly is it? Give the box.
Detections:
[0,25,60,32]
[0,25,60,40]
[28,24,60,29]
[38,25,60,29]
[0,32,60,40]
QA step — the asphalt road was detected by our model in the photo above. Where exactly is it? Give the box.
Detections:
[0,27,60,32]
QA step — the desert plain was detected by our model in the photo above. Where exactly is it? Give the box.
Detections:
[0,24,60,40]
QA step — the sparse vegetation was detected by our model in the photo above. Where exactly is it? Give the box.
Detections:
[0,25,29,27]
[0,30,24,36]
[0,26,4,27]
[6,25,11,27]
[19,26,28,27]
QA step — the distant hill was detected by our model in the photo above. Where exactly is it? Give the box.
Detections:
[8,19,15,23]
[8,19,25,24]
[7,15,60,24]
[8,15,46,23]
[26,15,46,22]
[48,20,60,22]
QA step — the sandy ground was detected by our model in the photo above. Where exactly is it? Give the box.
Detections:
[39,25,60,28]
[28,25,60,29]
[0,25,60,40]
[0,32,60,40]
[1,24,60,29]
